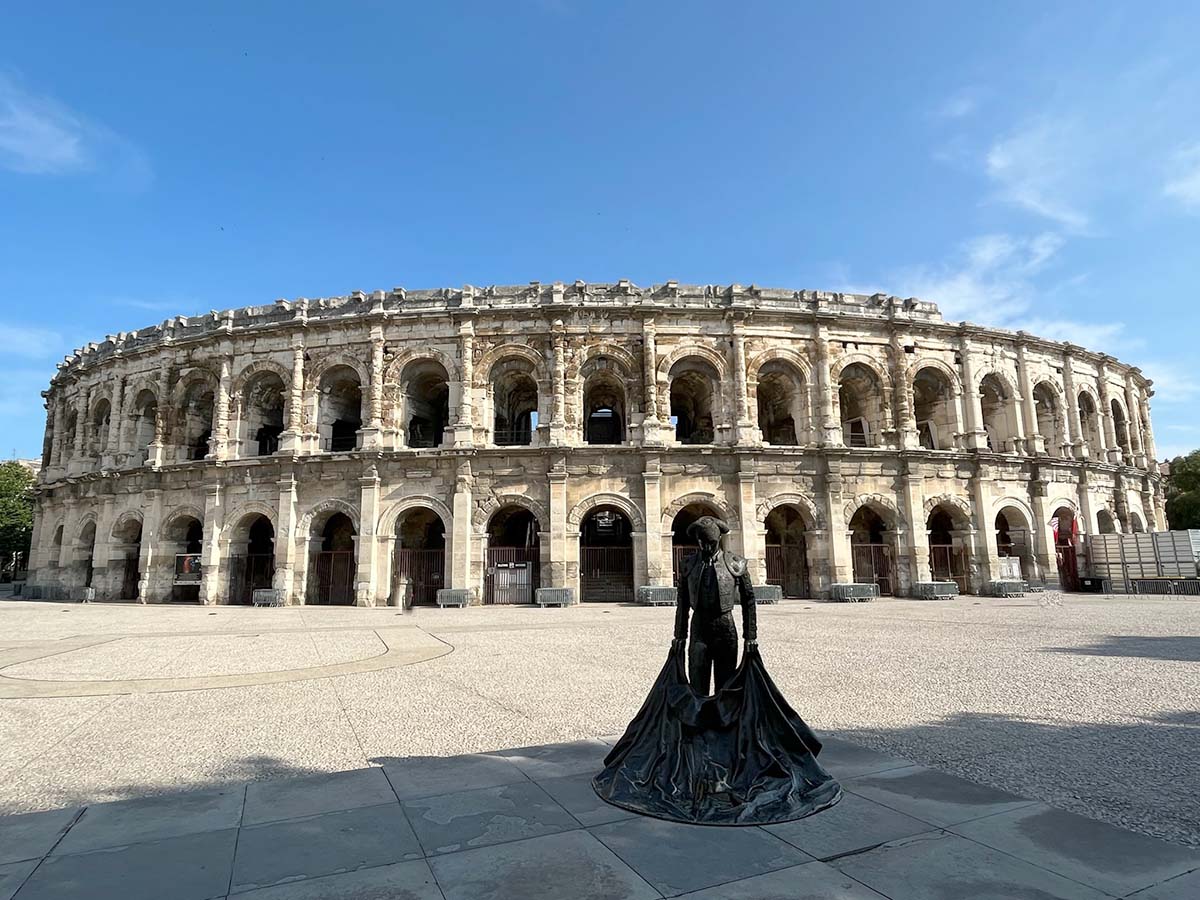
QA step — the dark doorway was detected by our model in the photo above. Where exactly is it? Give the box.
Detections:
[1053,507,1080,591]
[580,507,634,602]
[850,506,894,595]
[485,507,540,604]
[229,516,276,605]
[927,508,969,593]
[309,512,356,605]
[765,506,809,598]
[393,508,446,607]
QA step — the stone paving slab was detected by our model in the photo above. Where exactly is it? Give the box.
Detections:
[0,737,1196,900]
[949,802,1200,897]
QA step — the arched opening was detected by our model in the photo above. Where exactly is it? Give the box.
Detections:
[241,372,286,457]
[849,506,894,595]
[401,359,450,448]
[1111,399,1131,460]
[912,367,957,450]
[485,506,540,604]
[180,380,216,461]
[1077,392,1103,459]
[1052,507,1079,591]
[1033,383,1065,457]
[131,389,158,462]
[583,369,626,445]
[317,366,363,452]
[111,517,143,601]
[228,515,276,605]
[980,374,1018,453]
[1130,511,1146,533]
[995,508,1035,582]
[62,411,78,463]
[669,358,719,445]
[492,361,539,446]
[579,506,635,602]
[756,361,806,446]
[671,502,722,584]
[76,520,97,593]
[1097,510,1118,535]
[927,506,971,593]
[309,511,356,605]
[91,398,112,457]
[392,508,446,607]
[839,363,885,448]
[765,505,810,598]
[164,514,204,603]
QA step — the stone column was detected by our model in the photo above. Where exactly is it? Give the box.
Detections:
[198,483,224,605]
[958,333,987,450]
[355,465,381,606]
[901,465,930,584]
[279,339,306,454]
[360,327,385,449]
[548,458,568,589]
[450,461,473,594]
[51,393,68,468]
[641,317,663,446]
[1029,478,1057,587]
[1124,375,1146,468]
[642,456,665,584]
[549,321,567,446]
[822,460,851,587]
[69,384,91,474]
[1062,352,1085,459]
[209,356,233,459]
[136,489,162,602]
[58,499,78,572]
[1016,341,1043,455]
[147,367,171,467]
[1142,392,1158,464]
[117,378,138,464]
[970,463,998,585]
[890,334,917,450]
[91,497,115,600]
[736,464,763,583]
[816,329,841,447]
[731,319,754,444]
[273,473,299,603]
[1076,467,1097,539]
[102,375,125,468]
[1096,362,1116,462]
[452,320,475,447]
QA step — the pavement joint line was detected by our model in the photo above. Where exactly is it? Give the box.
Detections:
[0,692,124,789]
[224,784,248,898]
[306,626,372,770]
[10,804,87,898]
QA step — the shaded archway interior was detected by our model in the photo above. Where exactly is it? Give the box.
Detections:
[579,505,635,602]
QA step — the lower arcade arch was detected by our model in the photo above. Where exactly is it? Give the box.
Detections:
[579,505,635,603]
[764,505,811,599]
[671,501,721,584]
[227,514,276,605]
[391,507,446,607]
[76,520,98,593]
[162,514,204,602]
[849,505,896,595]
[1052,506,1080,591]
[110,516,143,601]
[926,505,972,593]
[484,506,541,604]
[308,512,357,605]
[995,506,1035,582]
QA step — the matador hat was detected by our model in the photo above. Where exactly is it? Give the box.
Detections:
[686,515,731,543]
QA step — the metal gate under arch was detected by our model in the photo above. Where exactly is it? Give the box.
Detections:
[766,544,810,598]
[484,547,539,604]
[852,543,895,595]
[393,548,444,607]
[307,551,355,605]
[580,546,634,602]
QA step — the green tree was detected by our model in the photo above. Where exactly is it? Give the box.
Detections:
[1165,450,1200,530]
[0,462,35,576]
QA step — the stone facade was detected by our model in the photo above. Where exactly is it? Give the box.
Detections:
[27,282,1165,605]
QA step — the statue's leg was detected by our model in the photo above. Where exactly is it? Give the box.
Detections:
[712,613,739,690]
[688,633,713,694]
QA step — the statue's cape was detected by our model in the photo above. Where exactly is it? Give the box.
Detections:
[592,645,842,825]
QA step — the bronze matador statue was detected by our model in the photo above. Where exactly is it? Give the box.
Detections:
[593,513,842,825]
[674,515,756,694]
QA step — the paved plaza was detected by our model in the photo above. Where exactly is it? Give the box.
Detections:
[1,595,1198,897]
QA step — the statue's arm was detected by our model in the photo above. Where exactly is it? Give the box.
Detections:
[739,571,757,642]
[674,568,690,643]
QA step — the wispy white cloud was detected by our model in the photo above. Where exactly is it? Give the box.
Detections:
[984,119,1091,232]
[1141,362,1200,405]
[0,74,150,185]
[934,89,979,119]
[0,323,68,359]
[1163,142,1200,212]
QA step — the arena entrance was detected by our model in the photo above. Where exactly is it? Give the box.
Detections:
[671,502,721,584]
[579,506,635,602]
[165,515,204,603]
[228,515,276,605]
[765,505,810,598]
[392,508,445,607]
[850,506,895,595]
[111,517,143,601]
[1053,507,1080,591]
[927,506,970,593]
[996,507,1035,582]
[485,506,540,605]
[308,512,356,605]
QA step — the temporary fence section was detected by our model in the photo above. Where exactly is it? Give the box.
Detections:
[1085,530,1200,594]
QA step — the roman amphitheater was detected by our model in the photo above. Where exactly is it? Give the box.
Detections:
[26,281,1164,607]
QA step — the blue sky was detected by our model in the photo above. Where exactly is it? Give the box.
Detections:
[2,1,1198,460]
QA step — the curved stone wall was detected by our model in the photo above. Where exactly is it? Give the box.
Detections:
[28,281,1164,604]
